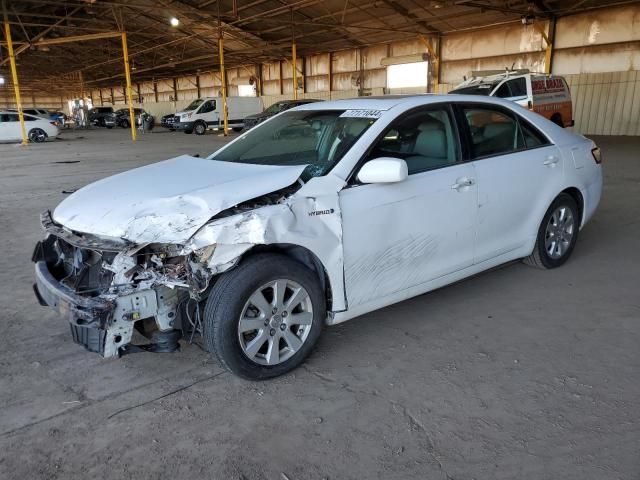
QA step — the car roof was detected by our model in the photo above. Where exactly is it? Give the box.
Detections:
[0,110,45,118]
[294,94,535,111]
[294,95,433,111]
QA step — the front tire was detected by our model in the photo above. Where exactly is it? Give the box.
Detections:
[232,127,243,133]
[204,254,325,380]
[28,128,47,143]
[194,121,207,135]
[524,193,579,269]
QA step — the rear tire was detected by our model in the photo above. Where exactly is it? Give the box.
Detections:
[524,193,579,269]
[551,113,564,128]
[204,254,325,380]
[232,127,243,133]
[121,119,130,128]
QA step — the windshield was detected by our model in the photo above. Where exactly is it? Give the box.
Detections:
[209,109,377,180]
[185,99,204,111]
[449,83,496,96]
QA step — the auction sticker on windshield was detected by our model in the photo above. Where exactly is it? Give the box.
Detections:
[339,109,383,119]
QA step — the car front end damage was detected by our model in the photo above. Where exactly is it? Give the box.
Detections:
[32,211,195,356]
[32,172,344,358]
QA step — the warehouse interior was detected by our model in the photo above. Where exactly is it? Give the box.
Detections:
[1,1,639,479]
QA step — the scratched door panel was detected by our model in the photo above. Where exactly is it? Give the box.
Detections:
[339,163,477,308]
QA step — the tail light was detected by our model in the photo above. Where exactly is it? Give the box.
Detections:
[591,147,602,164]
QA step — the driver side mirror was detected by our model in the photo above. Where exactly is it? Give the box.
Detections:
[357,157,408,184]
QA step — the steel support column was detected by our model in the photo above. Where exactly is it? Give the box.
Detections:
[121,32,136,141]
[292,41,298,100]
[534,19,555,74]
[3,9,28,145]
[218,35,229,135]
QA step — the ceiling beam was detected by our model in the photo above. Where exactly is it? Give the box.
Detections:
[0,5,83,66]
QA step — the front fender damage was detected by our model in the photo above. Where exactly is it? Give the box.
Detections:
[178,191,345,308]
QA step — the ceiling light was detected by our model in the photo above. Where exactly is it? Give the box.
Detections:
[170,17,179,27]
[0,76,5,86]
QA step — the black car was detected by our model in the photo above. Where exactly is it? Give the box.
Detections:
[161,113,178,130]
[88,107,115,127]
[243,99,322,128]
[113,108,152,128]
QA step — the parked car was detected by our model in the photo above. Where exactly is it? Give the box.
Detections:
[0,111,59,143]
[33,95,602,379]
[113,108,153,128]
[8,107,57,123]
[22,107,51,118]
[88,106,115,127]
[450,70,574,128]
[49,111,67,127]
[173,97,264,134]
[161,113,178,131]
[243,99,322,128]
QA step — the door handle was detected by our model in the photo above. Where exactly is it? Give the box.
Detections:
[451,177,475,190]
[543,155,559,166]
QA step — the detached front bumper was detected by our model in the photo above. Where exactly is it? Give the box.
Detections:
[34,260,115,354]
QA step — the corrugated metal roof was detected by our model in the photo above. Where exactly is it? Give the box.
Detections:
[1,0,636,92]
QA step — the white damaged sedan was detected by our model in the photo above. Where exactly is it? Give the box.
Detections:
[33,95,603,379]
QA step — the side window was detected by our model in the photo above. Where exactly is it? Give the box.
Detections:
[24,115,37,122]
[198,101,214,114]
[494,82,511,98]
[463,107,525,158]
[368,107,459,175]
[520,119,550,148]
[507,78,527,97]
[5,113,19,122]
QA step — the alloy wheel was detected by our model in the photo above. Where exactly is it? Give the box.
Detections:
[29,128,47,143]
[544,206,575,259]
[237,279,313,366]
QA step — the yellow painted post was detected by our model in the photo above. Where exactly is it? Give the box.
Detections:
[218,34,229,136]
[419,35,439,93]
[121,32,137,141]
[534,22,554,74]
[292,41,298,100]
[3,20,28,145]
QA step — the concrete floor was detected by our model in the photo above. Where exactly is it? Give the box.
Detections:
[0,128,638,480]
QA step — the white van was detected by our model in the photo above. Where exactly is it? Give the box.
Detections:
[450,70,574,128]
[174,97,264,135]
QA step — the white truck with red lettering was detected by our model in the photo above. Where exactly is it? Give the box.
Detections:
[450,70,574,128]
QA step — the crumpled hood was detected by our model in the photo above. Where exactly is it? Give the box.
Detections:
[53,155,306,245]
